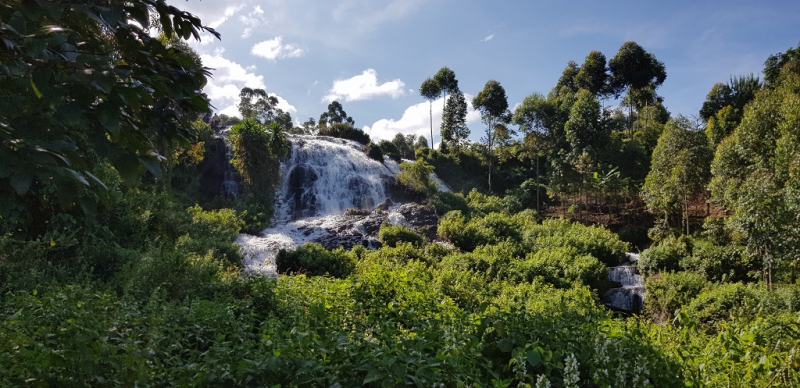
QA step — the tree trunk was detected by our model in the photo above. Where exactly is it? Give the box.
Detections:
[536,155,540,213]
[429,100,433,148]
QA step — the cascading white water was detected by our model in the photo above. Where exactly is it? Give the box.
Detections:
[238,135,399,273]
[605,253,645,312]
[273,135,393,221]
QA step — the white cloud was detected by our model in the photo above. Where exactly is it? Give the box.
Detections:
[324,69,405,103]
[240,5,269,38]
[482,34,495,42]
[200,53,297,118]
[209,3,247,29]
[251,37,305,61]
[363,94,480,143]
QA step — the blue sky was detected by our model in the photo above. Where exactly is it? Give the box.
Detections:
[175,0,800,144]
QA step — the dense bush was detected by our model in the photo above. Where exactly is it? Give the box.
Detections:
[396,158,437,198]
[523,218,629,266]
[317,122,371,144]
[377,223,424,248]
[680,240,756,282]
[363,142,384,162]
[429,191,469,215]
[509,247,610,292]
[275,243,356,278]
[644,271,707,323]
[505,178,550,210]
[638,235,692,275]
[684,283,800,329]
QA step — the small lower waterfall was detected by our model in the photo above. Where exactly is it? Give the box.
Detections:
[604,253,645,312]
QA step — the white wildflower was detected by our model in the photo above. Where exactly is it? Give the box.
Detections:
[535,374,551,388]
[563,353,580,388]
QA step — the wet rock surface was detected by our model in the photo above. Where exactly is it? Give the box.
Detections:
[240,203,439,273]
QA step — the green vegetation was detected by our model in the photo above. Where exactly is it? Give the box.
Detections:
[2,2,799,386]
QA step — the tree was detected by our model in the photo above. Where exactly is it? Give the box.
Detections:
[228,119,289,195]
[441,91,469,152]
[609,41,667,130]
[709,66,800,286]
[433,67,459,108]
[763,42,800,87]
[575,51,609,96]
[0,0,219,221]
[419,78,441,148]
[472,80,510,191]
[642,116,712,235]
[319,101,354,127]
[555,61,580,94]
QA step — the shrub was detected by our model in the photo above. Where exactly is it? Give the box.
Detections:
[505,178,550,210]
[396,158,437,198]
[683,283,759,327]
[317,122,371,144]
[364,142,383,162]
[275,243,355,278]
[234,193,275,234]
[644,271,707,323]
[466,189,507,214]
[509,247,610,292]
[523,218,629,266]
[378,223,424,248]
[617,225,650,248]
[680,240,756,282]
[638,235,692,276]
[430,191,469,215]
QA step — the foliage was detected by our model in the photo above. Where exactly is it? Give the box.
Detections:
[441,91,470,151]
[522,218,629,266]
[681,239,756,283]
[378,223,425,248]
[638,235,692,276]
[430,191,470,215]
[364,142,384,162]
[510,247,610,292]
[228,119,289,195]
[642,116,712,233]
[708,67,800,284]
[318,101,355,127]
[0,0,218,222]
[275,243,356,278]
[317,122,371,144]
[396,158,437,198]
[644,271,707,322]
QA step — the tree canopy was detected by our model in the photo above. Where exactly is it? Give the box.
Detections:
[0,0,219,219]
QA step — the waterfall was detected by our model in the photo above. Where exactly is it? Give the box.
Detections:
[604,253,645,312]
[238,135,398,273]
[272,135,394,221]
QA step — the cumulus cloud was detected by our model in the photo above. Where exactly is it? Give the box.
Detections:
[363,95,481,143]
[200,53,297,118]
[251,37,305,61]
[324,69,405,103]
[482,34,495,42]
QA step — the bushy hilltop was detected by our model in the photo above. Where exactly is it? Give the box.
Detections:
[2,1,800,386]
